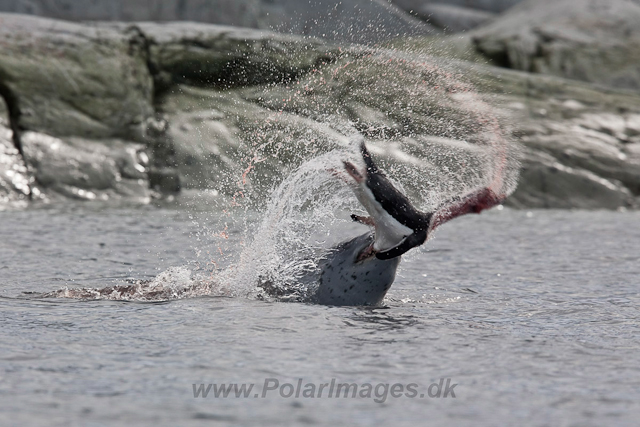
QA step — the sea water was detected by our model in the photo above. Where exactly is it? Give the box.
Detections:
[1,202,638,426]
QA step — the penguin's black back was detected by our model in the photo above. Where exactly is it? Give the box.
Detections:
[360,143,431,231]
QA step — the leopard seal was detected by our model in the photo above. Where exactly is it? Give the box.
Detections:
[313,142,504,306]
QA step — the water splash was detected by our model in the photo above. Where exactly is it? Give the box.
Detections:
[47,44,520,302]
[42,267,228,301]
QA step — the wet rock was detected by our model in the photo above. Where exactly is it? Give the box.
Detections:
[388,38,640,207]
[626,143,640,162]
[574,113,630,143]
[472,0,640,90]
[625,115,640,138]
[463,62,640,207]
[0,14,345,203]
[346,102,402,138]
[0,123,30,206]
[0,95,31,205]
[156,84,354,194]
[151,43,640,210]
[0,14,154,140]
[0,96,7,127]
[21,132,151,201]
[153,52,522,207]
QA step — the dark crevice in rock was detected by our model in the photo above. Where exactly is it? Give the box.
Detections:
[157,53,335,93]
[0,79,32,198]
[120,25,181,195]
[129,28,338,97]
[122,25,162,105]
[471,37,512,69]
[0,81,24,158]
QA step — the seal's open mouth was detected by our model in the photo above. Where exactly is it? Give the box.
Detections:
[341,142,426,261]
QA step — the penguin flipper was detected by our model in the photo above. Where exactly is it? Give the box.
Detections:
[375,229,428,260]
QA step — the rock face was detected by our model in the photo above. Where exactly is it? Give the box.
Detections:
[154,54,521,203]
[0,123,30,207]
[20,132,151,201]
[0,93,30,206]
[512,149,633,210]
[0,10,639,210]
[391,0,525,32]
[472,0,640,90]
[0,14,153,140]
[0,14,155,202]
[0,14,342,203]
[393,0,525,14]
[126,22,339,89]
[0,0,436,44]
[454,60,640,209]
[413,4,497,33]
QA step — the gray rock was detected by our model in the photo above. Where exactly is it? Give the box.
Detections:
[0,96,31,204]
[625,115,640,138]
[626,143,640,161]
[122,21,341,89]
[574,113,628,142]
[520,118,640,195]
[0,96,7,127]
[21,132,151,201]
[0,14,154,140]
[464,61,640,207]
[413,4,496,32]
[152,51,523,209]
[389,39,640,208]
[472,0,640,90]
[0,0,437,44]
[393,0,525,14]
[0,14,345,202]
[508,149,633,210]
[1,12,639,210]
[148,168,180,193]
[155,84,354,194]
[0,123,30,205]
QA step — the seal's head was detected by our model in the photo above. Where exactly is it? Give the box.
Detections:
[343,142,432,261]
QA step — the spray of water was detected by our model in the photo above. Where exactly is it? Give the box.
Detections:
[49,42,520,302]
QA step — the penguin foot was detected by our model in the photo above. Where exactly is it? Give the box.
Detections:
[351,214,375,226]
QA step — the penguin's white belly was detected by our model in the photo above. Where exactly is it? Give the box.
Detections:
[355,185,413,252]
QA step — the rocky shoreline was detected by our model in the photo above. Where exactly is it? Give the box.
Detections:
[1,0,639,210]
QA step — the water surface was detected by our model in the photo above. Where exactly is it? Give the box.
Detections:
[1,205,639,426]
